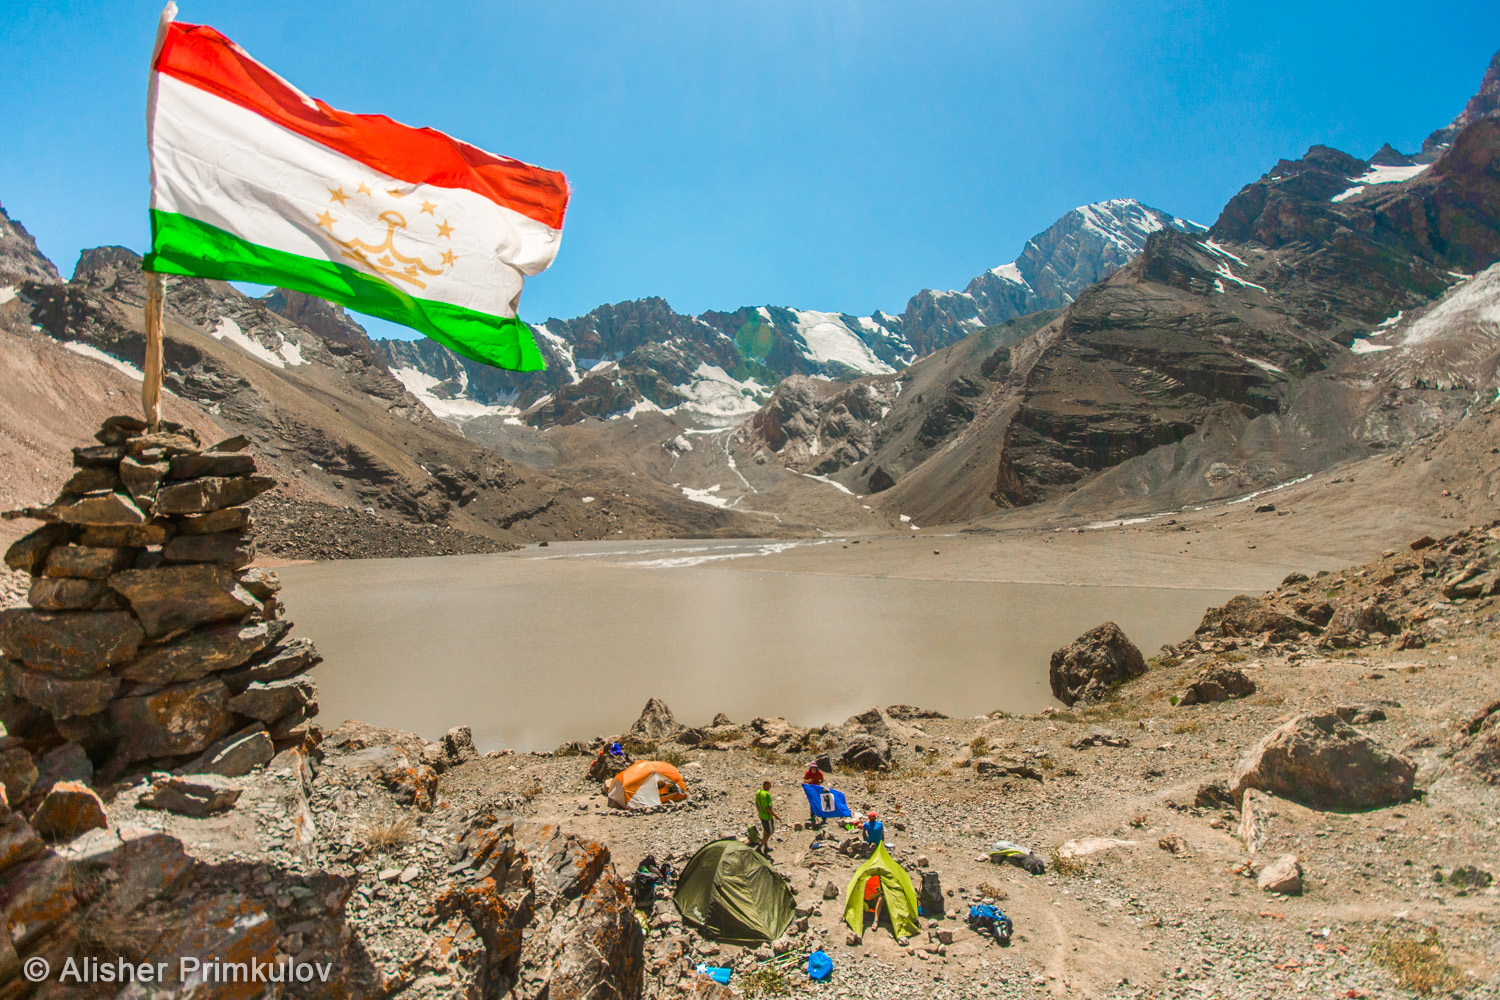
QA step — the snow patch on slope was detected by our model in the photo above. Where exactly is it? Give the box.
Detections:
[389,366,518,420]
[61,342,163,387]
[208,317,307,369]
[1331,163,1429,202]
[1399,265,1500,347]
[790,310,896,374]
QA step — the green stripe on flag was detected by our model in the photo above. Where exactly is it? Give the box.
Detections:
[144,209,546,372]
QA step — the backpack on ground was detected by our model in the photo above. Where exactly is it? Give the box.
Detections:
[966,903,1013,943]
[632,871,658,909]
[919,871,944,916]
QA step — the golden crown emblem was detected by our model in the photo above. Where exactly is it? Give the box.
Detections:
[315,183,456,290]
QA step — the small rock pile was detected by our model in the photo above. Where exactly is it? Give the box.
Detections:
[0,414,322,775]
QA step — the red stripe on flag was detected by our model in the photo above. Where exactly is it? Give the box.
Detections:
[154,22,569,230]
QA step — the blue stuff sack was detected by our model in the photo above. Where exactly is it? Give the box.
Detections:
[807,950,833,981]
[694,964,732,985]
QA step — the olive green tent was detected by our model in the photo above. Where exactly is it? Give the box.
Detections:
[841,843,921,939]
[673,840,796,945]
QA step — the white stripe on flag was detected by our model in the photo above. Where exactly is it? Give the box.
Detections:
[151,75,564,317]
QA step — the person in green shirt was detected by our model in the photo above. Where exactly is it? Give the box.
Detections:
[754,780,782,856]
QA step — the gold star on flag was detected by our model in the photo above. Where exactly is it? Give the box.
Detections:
[435,219,454,238]
[420,200,436,215]
[387,188,406,199]
[356,182,372,197]
[441,249,457,266]
[328,187,349,205]
[316,211,337,229]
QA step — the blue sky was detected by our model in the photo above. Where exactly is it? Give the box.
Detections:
[5,1,1498,342]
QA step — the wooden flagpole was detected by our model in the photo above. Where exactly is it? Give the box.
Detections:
[142,271,165,429]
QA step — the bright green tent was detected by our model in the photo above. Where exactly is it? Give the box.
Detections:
[842,843,921,939]
[673,840,796,945]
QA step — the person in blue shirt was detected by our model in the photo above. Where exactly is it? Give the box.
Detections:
[862,811,884,851]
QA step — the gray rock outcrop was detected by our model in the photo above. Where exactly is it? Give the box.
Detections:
[1230,713,1416,810]
[629,697,682,741]
[1048,622,1147,706]
[1177,664,1256,706]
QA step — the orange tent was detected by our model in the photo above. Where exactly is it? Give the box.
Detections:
[607,760,689,809]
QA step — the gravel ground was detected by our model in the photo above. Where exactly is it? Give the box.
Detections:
[249,493,516,561]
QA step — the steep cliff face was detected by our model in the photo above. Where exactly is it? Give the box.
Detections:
[898,200,1205,356]
[0,201,61,287]
[1423,48,1500,154]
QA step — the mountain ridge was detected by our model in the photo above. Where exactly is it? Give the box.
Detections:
[373,198,1202,429]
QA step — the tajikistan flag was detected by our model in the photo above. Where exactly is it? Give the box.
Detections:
[144,4,568,371]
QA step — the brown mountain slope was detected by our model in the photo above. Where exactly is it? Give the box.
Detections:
[3,239,767,551]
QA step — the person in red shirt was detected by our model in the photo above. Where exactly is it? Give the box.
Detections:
[803,761,826,827]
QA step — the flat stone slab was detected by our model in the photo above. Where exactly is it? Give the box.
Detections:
[228,674,317,723]
[0,608,143,676]
[27,576,110,611]
[4,523,74,573]
[78,523,170,547]
[162,531,256,568]
[117,620,288,685]
[175,506,251,536]
[108,564,261,638]
[169,452,257,480]
[200,731,274,778]
[52,492,147,526]
[153,476,276,515]
[136,774,242,816]
[221,638,321,690]
[42,544,134,580]
[18,670,120,719]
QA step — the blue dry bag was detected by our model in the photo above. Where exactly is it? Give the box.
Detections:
[807,950,833,981]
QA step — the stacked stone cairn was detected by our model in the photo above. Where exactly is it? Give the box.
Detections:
[0,415,322,794]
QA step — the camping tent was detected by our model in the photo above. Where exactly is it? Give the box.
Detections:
[673,840,796,944]
[606,761,689,810]
[841,843,921,939]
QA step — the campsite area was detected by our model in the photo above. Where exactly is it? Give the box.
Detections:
[91,525,1500,999]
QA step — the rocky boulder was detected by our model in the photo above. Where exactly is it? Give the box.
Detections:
[28,781,107,841]
[629,697,682,741]
[1048,622,1147,706]
[1230,713,1416,810]
[433,812,644,998]
[1257,854,1304,895]
[839,735,892,771]
[1193,595,1311,642]
[1447,700,1500,783]
[442,724,479,765]
[1176,664,1256,706]
[1321,600,1400,646]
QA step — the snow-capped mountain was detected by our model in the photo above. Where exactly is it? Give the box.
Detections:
[898,199,1204,355]
[374,198,1202,429]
